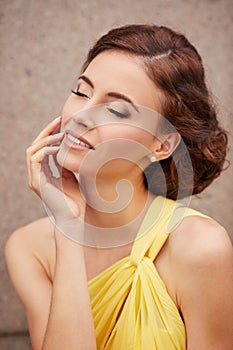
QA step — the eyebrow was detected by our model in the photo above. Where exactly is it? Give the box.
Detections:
[78,75,139,112]
[78,75,94,88]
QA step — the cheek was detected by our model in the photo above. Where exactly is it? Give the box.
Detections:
[105,127,154,149]
[96,127,154,166]
[60,96,82,126]
[130,131,154,148]
[60,100,71,127]
[99,125,152,143]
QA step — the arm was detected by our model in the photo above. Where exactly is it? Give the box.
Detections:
[5,219,54,350]
[172,217,233,350]
[42,228,96,350]
[5,221,97,350]
[6,117,97,350]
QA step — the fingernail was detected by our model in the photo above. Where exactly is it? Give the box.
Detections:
[50,132,64,139]
[53,116,61,123]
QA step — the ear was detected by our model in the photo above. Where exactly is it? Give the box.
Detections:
[153,133,181,161]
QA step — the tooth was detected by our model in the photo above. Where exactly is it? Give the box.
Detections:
[67,133,91,148]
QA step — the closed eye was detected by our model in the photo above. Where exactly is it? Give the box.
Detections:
[71,89,89,98]
[107,107,130,119]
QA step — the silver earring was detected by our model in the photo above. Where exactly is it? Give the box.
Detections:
[150,155,157,163]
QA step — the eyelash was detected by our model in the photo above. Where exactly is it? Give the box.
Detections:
[107,107,130,119]
[71,89,130,119]
[71,89,88,98]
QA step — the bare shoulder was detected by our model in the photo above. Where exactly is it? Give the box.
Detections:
[167,214,233,307]
[6,216,55,241]
[5,217,56,281]
[167,217,233,348]
[156,215,232,304]
[168,215,232,266]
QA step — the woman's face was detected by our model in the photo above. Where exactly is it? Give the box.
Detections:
[57,50,164,177]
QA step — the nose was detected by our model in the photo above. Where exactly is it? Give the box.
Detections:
[72,107,96,130]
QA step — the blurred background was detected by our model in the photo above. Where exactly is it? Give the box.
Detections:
[0,0,232,349]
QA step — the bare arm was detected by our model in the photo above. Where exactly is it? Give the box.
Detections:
[5,117,97,350]
[5,220,53,350]
[172,217,233,350]
[5,218,97,350]
[42,228,96,350]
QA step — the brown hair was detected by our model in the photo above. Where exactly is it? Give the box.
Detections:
[81,24,228,199]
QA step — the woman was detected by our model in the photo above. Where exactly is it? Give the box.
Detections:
[5,24,233,350]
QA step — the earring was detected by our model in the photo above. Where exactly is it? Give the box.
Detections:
[150,155,157,163]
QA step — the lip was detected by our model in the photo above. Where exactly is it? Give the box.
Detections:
[63,129,95,151]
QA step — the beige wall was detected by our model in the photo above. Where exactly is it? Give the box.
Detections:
[1,0,232,348]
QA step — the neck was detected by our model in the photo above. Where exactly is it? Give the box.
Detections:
[77,171,155,247]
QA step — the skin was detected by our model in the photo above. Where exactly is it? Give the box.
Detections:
[5,51,233,350]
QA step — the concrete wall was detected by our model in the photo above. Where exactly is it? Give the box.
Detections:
[1,0,232,348]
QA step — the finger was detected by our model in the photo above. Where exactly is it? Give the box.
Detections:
[52,151,78,182]
[28,146,60,191]
[28,132,64,156]
[29,146,60,182]
[32,116,61,144]
[26,136,61,181]
[50,154,81,199]
[41,160,61,186]
[30,146,60,164]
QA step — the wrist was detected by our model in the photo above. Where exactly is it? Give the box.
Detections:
[54,229,86,268]
[54,217,85,245]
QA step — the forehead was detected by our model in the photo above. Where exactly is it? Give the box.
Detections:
[83,50,163,113]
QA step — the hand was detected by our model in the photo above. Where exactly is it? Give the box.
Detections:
[26,117,86,227]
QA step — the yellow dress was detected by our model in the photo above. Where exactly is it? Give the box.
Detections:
[88,196,209,350]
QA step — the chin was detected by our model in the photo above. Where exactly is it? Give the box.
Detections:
[56,148,81,173]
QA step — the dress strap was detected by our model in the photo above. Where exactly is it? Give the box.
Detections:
[130,196,210,265]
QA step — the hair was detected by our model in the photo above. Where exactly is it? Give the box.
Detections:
[81,24,228,200]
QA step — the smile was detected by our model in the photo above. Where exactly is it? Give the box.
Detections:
[63,131,95,151]
[67,133,91,148]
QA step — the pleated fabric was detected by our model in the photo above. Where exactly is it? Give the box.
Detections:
[88,196,209,349]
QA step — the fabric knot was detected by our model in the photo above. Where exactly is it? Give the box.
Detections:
[129,255,141,267]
